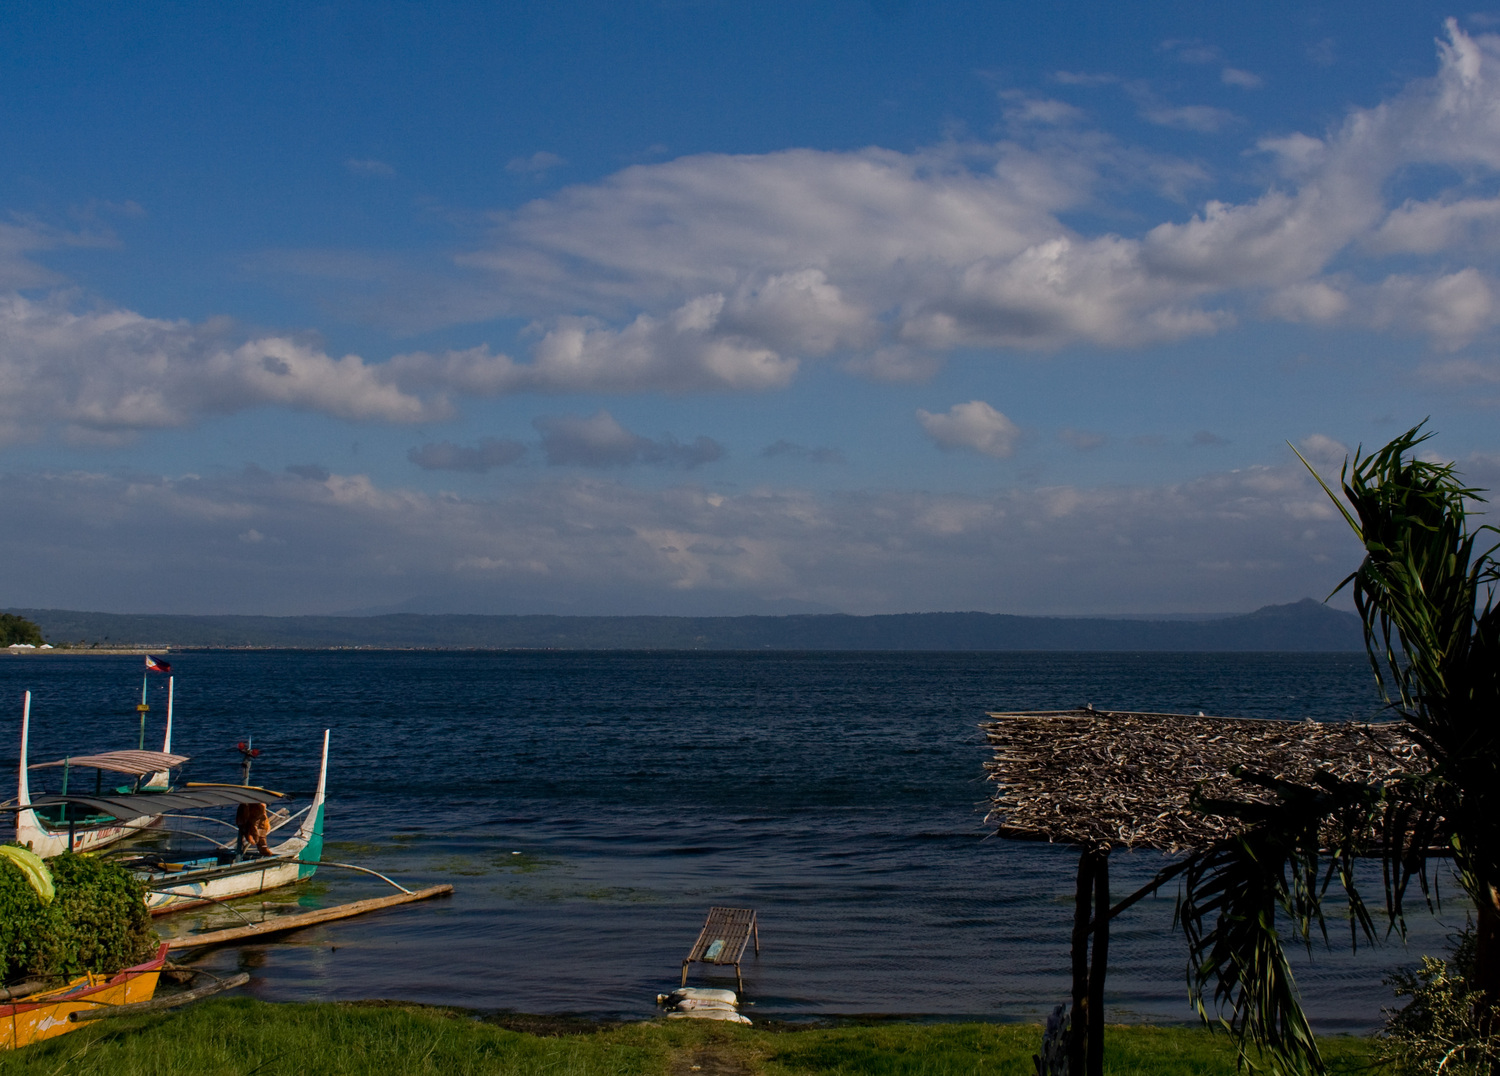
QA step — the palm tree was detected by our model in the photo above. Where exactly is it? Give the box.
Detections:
[1175,424,1500,1074]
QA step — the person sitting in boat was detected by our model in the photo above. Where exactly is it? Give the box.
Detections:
[235,801,272,856]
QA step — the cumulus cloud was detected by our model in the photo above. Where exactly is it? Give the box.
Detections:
[408,437,526,472]
[534,410,725,469]
[916,400,1021,458]
[423,19,1500,385]
[0,455,1383,616]
[1296,433,1350,467]
[0,293,439,443]
[13,19,1500,440]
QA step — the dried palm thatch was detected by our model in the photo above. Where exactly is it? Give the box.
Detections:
[982,708,1424,852]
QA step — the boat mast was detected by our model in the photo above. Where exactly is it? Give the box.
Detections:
[163,676,173,754]
[137,673,149,750]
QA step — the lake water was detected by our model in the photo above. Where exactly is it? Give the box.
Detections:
[0,650,1463,1031]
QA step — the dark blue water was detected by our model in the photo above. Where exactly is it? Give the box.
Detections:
[0,651,1461,1030]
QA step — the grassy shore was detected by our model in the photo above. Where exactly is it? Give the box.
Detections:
[0,999,1381,1076]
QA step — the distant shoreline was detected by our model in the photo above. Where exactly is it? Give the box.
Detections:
[5,647,166,656]
[3,599,1365,652]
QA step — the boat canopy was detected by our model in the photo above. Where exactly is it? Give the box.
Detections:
[7,785,283,819]
[29,750,189,776]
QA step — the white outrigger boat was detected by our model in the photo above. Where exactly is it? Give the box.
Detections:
[128,729,329,914]
[13,688,184,857]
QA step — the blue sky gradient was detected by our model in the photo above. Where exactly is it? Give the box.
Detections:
[2,2,1497,616]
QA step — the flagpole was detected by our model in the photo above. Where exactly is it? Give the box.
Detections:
[138,666,150,750]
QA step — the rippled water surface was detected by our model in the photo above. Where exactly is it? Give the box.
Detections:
[0,650,1462,1029]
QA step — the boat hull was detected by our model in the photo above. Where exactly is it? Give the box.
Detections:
[15,809,161,858]
[143,798,324,914]
[0,943,168,1049]
[145,855,305,914]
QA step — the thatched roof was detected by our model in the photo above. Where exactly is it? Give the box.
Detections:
[982,708,1424,852]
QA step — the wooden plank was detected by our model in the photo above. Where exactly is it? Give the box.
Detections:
[166,884,453,949]
[69,973,249,1022]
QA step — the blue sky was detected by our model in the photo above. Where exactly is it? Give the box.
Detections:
[2,1,1498,616]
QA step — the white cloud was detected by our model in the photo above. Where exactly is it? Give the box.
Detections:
[1368,197,1500,255]
[1000,91,1086,126]
[506,151,566,175]
[916,400,1021,458]
[1264,280,1351,323]
[0,293,439,443]
[533,410,725,469]
[1221,67,1264,89]
[0,456,1374,616]
[428,19,1500,379]
[1137,103,1239,133]
[12,18,1500,440]
[1296,433,1350,468]
[0,222,67,290]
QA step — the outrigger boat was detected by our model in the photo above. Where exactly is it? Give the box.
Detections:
[125,729,328,915]
[12,687,184,857]
[0,943,169,1049]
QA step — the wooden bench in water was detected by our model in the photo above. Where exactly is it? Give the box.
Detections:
[681,906,760,993]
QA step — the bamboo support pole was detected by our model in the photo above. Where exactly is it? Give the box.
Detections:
[1087,852,1110,1076]
[1067,851,1094,1075]
[0,980,47,1001]
[69,973,249,1021]
[166,884,453,949]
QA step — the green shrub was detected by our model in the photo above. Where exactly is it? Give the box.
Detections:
[0,850,157,984]
[1377,925,1500,1075]
[0,856,53,982]
[0,615,43,646]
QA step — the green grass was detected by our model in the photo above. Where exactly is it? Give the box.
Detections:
[0,999,1382,1076]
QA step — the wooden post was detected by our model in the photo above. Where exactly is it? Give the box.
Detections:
[1087,851,1110,1076]
[1068,850,1095,1075]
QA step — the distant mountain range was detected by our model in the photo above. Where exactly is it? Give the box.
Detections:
[5,599,1364,651]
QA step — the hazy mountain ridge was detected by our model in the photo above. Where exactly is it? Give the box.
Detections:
[6,599,1362,651]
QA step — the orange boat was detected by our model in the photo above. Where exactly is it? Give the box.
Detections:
[0,942,169,1049]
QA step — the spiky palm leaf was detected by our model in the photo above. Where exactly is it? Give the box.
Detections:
[1176,424,1499,1075]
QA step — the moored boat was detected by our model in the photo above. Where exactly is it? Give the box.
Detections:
[0,942,169,1049]
[131,729,329,915]
[12,687,186,857]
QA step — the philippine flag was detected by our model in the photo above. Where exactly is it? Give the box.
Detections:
[145,655,171,673]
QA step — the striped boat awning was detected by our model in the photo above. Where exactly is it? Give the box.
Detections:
[30,751,190,776]
[10,785,284,819]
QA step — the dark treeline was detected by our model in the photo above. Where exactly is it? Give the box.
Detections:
[5,599,1362,651]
